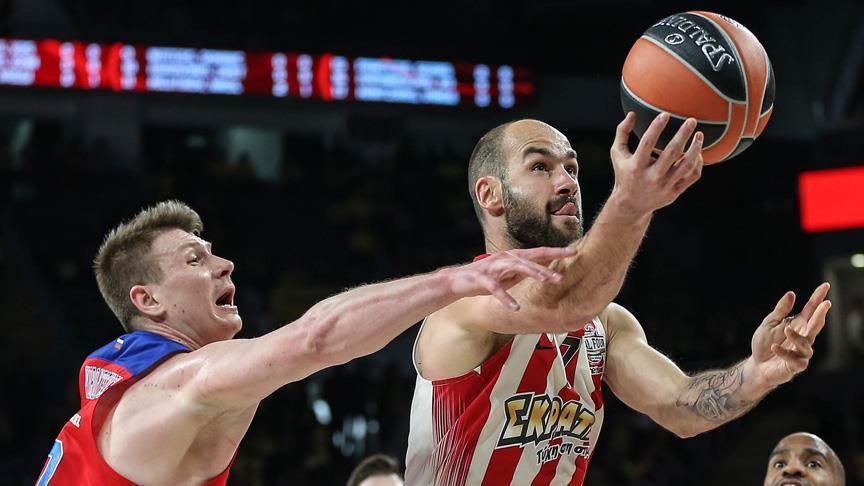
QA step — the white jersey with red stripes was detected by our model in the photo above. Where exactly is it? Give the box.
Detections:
[406,317,606,486]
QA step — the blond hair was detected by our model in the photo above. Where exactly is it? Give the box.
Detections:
[93,200,203,331]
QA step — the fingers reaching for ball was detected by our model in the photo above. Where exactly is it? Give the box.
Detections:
[653,117,697,172]
[633,112,670,164]
[608,111,705,214]
[670,130,704,193]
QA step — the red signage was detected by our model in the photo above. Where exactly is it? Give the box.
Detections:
[799,166,864,232]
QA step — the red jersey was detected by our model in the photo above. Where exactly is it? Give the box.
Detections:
[37,331,233,485]
[406,256,606,485]
[406,322,607,486]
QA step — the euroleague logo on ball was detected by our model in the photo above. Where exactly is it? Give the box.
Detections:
[664,33,685,45]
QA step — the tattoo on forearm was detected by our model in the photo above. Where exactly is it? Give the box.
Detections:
[675,361,756,423]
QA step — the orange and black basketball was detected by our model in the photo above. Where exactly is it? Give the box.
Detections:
[621,11,775,164]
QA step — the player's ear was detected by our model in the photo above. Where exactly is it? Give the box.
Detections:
[476,176,504,217]
[130,285,166,321]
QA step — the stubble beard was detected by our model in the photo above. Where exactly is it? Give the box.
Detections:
[502,183,584,249]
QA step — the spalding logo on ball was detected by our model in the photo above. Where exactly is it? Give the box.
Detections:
[621,11,775,163]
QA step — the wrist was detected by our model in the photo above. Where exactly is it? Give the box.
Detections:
[603,189,654,226]
[740,356,776,397]
[434,265,468,301]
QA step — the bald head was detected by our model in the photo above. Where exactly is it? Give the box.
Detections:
[764,432,844,486]
[505,119,570,148]
[467,119,572,225]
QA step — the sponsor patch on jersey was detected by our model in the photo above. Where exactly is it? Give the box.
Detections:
[582,323,606,376]
[84,366,123,400]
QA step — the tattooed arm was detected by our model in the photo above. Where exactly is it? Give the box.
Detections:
[673,360,759,427]
[602,287,831,437]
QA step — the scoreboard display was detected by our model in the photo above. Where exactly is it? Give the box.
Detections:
[0,38,533,109]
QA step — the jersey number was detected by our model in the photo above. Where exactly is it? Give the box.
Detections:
[37,440,63,486]
[561,336,582,367]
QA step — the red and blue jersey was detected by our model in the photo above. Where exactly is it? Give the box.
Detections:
[37,331,232,485]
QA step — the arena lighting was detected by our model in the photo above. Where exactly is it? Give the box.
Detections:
[798,166,864,232]
[0,38,533,108]
[311,398,332,425]
[852,253,864,268]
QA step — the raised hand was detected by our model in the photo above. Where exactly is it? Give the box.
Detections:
[448,247,575,310]
[751,283,832,387]
[609,111,704,216]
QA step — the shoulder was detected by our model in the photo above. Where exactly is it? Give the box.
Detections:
[115,351,207,413]
[107,341,243,427]
[425,296,502,339]
[417,299,506,381]
[599,302,646,344]
[97,349,216,451]
[95,348,237,484]
[598,302,625,330]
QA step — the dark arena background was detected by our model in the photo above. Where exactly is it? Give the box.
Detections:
[3,0,864,484]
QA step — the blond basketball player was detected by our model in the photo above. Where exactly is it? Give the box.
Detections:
[406,113,832,485]
[38,201,574,486]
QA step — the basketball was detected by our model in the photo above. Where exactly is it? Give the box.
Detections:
[620,11,775,164]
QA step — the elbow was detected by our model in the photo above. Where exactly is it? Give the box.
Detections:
[565,276,623,319]
[574,291,618,321]
[548,305,600,332]
[300,302,351,366]
[671,427,699,439]
[651,409,705,439]
[543,289,613,331]
[559,318,594,333]
[664,421,705,439]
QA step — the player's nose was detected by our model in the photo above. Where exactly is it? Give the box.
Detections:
[553,166,578,195]
[780,461,805,477]
[212,255,235,279]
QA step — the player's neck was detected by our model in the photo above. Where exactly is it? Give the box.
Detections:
[136,322,204,350]
[484,233,517,254]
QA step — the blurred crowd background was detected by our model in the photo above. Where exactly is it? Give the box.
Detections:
[1,0,863,484]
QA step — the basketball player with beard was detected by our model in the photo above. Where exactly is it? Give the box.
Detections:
[405,113,832,485]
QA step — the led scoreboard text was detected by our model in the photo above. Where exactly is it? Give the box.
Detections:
[0,38,532,108]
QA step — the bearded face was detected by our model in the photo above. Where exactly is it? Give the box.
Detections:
[502,178,583,249]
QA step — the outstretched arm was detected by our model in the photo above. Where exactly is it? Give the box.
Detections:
[189,246,572,409]
[100,247,573,485]
[464,113,705,334]
[603,284,830,438]
[99,247,575,484]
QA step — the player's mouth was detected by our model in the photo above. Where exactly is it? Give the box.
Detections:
[551,201,579,218]
[214,286,238,312]
[774,479,808,486]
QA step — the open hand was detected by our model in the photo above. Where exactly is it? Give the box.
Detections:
[448,247,575,310]
[751,283,832,387]
[609,112,704,217]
